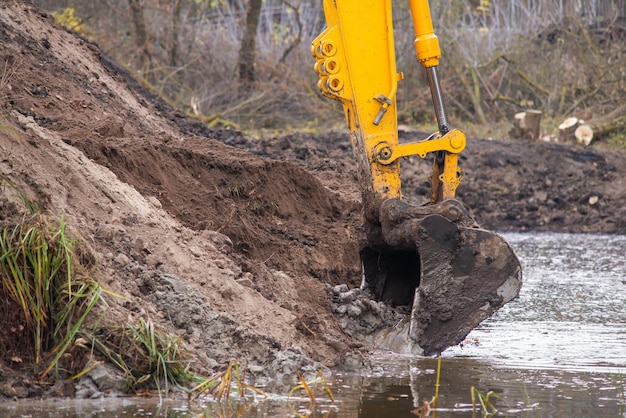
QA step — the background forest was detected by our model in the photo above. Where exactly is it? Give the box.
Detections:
[33,0,626,144]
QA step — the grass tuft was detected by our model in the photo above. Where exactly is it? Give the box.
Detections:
[85,318,195,398]
[288,370,334,405]
[471,386,505,416]
[0,179,104,379]
[0,178,208,396]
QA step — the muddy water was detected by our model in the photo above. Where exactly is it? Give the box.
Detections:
[1,233,625,417]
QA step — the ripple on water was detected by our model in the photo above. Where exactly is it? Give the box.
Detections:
[443,232,626,374]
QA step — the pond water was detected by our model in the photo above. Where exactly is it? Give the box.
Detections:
[1,233,625,417]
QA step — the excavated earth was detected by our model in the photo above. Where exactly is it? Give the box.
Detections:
[1,0,626,400]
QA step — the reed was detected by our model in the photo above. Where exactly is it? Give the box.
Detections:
[190,359,267,402]
[470,386,505,416]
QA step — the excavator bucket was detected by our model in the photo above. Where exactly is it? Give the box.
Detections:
[361,200,522,356]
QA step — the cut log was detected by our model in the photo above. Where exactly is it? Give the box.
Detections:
[587,110,626,142]
[558,116,579,143]
[575,124,594,146]
[509,109,543,141]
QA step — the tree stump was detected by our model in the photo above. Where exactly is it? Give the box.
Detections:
[556,117,594,146]
[524,110,542,140]
[510,109,543,141]
[558,117,579,143]
[509,112,526,139]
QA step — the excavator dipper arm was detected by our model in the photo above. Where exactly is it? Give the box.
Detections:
[312,0,522,355]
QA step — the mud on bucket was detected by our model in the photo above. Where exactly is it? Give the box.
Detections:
[360,200,523,356]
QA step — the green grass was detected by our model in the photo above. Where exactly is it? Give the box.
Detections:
[471,386,503,416]
[0,180,106,379]
[0,179,254,398]
[410,357,522,417]
[0,179,290,402]
[84,318,196,398]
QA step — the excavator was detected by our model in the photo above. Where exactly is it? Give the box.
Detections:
[312,0,522,355]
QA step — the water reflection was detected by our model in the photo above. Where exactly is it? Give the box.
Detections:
[0,233,625,417]
[350,353,625,417]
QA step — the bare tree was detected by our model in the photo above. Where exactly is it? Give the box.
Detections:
[238,0,262,84]
[170,0,184,67]
[34,0,626,135]
[127,0,152,73]
[278,0,302,64]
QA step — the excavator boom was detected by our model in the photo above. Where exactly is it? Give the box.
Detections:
[312,0,522,355]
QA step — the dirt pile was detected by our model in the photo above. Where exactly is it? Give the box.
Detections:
[0,0,363,396]
[1,0,626,400]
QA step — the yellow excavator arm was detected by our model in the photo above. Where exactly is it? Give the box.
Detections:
[312,0,463,210]
[313,0,522,355]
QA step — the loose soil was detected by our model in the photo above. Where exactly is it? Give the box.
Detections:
[0,0,625,400]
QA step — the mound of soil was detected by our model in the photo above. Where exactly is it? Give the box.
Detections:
[1,0,625,399]
[0,1,362,394]
[223,129,626,234]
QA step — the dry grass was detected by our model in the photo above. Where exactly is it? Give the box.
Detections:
[190,359,267,402]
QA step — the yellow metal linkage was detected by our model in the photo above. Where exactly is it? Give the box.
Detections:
[312,0,464,205]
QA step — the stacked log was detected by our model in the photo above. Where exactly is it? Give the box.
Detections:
[574,124,594,146]
[513,105,626,146]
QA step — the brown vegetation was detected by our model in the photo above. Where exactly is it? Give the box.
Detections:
[34,0,626,141]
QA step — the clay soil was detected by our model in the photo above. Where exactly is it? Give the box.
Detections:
[1,0,625,399]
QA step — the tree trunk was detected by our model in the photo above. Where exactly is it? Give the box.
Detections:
[586,103,626,142]
[127,0,151,73]
[238,0,263,84]
[279,0,302,64]
[170,0,184,67]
